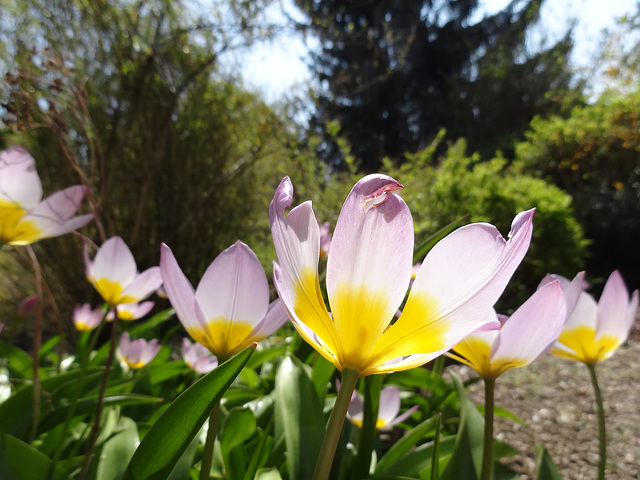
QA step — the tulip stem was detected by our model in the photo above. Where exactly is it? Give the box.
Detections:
[80,310,119,478]
[26,246,43,444]
[480,377,495,480]
[200,402,221,480]
[587,363,606,480]
[313,368,360,480]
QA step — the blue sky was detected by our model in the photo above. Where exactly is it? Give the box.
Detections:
[239,0,638,102]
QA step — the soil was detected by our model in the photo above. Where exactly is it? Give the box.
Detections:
[448,319,640,479]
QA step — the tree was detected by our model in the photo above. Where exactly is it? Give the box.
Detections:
[0,0,329,331]
[515,90,640,291]
[294,0,579,170]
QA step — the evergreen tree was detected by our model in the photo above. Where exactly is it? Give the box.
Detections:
[296,0,579,170]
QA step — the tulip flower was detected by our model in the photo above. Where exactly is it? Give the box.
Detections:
[346,385,418,430]
[450,281,566,480]
[270,174,534,377]
[270,174,534,480]
[181,338,219,374]
[117,332,161,369]
[160,241,289,359]
[546,270,638,480]
[0,146,92,245]
[84,236,162,306]
[550,270,638,365]
[106,301,154,322]
[73,303,104,331]
[450,281,568,380]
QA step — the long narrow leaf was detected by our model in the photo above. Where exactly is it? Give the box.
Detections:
[122,344,255,480]
[274,355,324,480]
[438,374,484,480]
[535,443,562,480]
[374,414,440,476]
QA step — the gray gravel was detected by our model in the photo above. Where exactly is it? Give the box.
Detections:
[449,320,640,479]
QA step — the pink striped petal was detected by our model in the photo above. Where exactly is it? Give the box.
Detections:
[251,298,290,339]
[371,209,534,368]
[160,244,204,332]
[326,174,413,369]
[195,241,269,327]
[0,146,42,208]
[491,280,566,363]
[23,186,92,237]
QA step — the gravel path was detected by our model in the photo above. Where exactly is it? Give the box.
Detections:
[449,320,640,479]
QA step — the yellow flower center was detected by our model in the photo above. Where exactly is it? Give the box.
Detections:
[552,325,620,364]
[0,199,43,245]
[122,358,147,369]
[75,322,97,332]
[187,318,258,358]
[94,278,137,306]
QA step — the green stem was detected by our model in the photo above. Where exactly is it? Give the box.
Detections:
[27,246,43,444]
[313,368,360,480]
[80,309,119,478]
[200,402,221,480]
[354,375,382,479]
[587,363,606,480]
[480,377,495,480]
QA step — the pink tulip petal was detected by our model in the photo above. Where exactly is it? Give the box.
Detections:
[23,185,91,236]
[93,237,137,287]
[386,405,420,428]
[371,210,534,368]
[0,146,42,208]
[251,298,290,339]
[160,244,202,332]
[596,270,635,341]
[122,267,163,302]
[195,241,269,327]
[563,292,598,330]
[377,386,401,423]
[326,174,414,369]
[491,281,566,364]
[346,390,364,423]
[270,177,337,359]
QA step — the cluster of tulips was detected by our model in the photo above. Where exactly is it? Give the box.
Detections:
[0,145,637,480]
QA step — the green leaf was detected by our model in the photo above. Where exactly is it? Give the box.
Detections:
[274,355,324,480]
[128,309,175,336]
[429,414,441,480]
[38,394,163,433]
[0,367,102,439]
[310,353,335,404]
[0,432,69,480]
[375,436,456,478]
[94,417,139,480]
[438,374,484,480]
[220,407,256,477]
[353,375,382,479]
[243,418,274,480]
[255,468,283,480]
[535,443,562,480]
[0,339,41,379]
[374,414,440,475]
[122,344,255,480]
[477,405,526,427]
